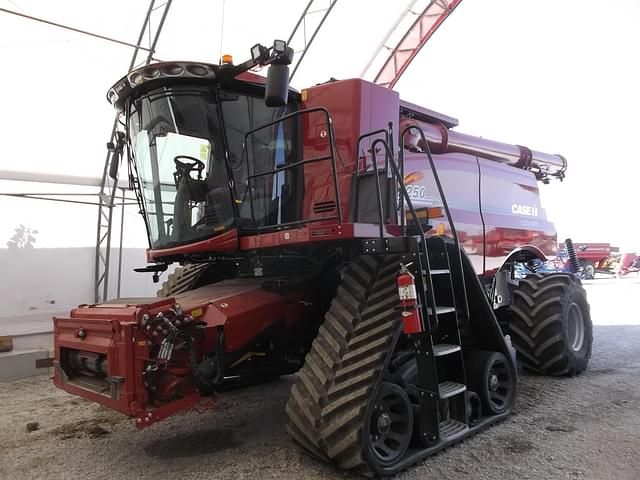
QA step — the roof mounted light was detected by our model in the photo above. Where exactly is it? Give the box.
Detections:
[141,67,160,80]
[250,44,263,62]
[107,89,118,105]
[128,71,144,86]
[106,61,217,110]
[186,64,209,76]
[273,39,287,55]
[162,63,184,76]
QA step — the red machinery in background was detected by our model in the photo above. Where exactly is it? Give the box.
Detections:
[558,241,619,278]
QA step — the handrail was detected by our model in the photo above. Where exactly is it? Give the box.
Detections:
[241,107,342,229]
[353,129,390,224]
[370,137,439,333]
[368,142,387,240]
[399,124,469,324]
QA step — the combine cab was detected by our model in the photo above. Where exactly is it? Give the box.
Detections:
[53,41,592,476]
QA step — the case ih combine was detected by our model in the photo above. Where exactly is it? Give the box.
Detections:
[53,41,592,476]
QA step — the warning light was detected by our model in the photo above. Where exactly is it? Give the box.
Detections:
[221,54,233,65]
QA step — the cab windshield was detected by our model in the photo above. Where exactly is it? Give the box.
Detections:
[128,85,291,249]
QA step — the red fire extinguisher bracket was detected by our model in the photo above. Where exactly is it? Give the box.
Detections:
[396,264,424,334]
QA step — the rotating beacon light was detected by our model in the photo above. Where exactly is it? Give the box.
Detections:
[396,263,423,333]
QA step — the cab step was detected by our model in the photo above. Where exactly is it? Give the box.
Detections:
[438,381,466,399]
[427,306,456,315]
[433,344,461,357]
[439,418,469,439]
[423,269,450,275]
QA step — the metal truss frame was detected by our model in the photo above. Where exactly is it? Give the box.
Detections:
[94,0,173,303]
[287,0,338,82]
[363,0,463,89]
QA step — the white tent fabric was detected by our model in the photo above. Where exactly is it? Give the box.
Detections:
[1,0,639,246]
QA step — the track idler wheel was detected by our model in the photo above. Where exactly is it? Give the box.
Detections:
[465,350,515,415]
[364,382,413,469]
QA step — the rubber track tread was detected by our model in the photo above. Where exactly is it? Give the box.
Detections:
[156,264,209,297]
[285,255,402,476]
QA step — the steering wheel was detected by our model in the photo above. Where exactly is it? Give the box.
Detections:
[174,155,205,181]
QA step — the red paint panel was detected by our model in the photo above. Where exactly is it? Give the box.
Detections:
[478,157,556,272]
[403,152,485,273]
[148,229,238,262]
[301,79,399,223]
[53,316,141,416]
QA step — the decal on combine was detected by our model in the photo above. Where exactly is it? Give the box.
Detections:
[511,204,539,217]
[406,184,428,201]
[404,171,427,201]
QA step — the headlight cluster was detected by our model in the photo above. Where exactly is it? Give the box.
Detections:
[107,61,217,109]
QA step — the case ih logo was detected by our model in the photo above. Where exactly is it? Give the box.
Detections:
[512,204,539,216]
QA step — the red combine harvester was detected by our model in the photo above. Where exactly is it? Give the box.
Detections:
[53,41,592,476]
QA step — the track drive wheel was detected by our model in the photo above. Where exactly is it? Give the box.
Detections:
[156,264,209,297]
[465,351,515,415]
[507,273,592,376]
[364,382,413,468]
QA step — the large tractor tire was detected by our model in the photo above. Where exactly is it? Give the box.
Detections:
[285,255,405,477]
[156,264,209,297]
[507,273,592,376]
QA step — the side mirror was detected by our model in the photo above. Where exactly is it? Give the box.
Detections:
[265,64,289,107]
[108,148,121,180]
[108,131,126,180]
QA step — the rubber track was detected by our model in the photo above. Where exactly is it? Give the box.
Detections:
[285,255,402,476]
[156,264,209,297]
[507,273,591,376]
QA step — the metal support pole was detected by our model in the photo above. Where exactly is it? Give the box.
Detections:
[117,188,126,298]
[94,0,173,303]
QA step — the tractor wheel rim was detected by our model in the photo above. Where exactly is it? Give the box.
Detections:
[368,386,411,465]
[568,303,585,352]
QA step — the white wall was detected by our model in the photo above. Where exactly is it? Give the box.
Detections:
[0,247,168,317]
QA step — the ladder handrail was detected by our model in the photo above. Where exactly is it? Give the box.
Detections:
[371,137,439,333]
[354,128,391,227]
[399,124,469,323]
[241,107,342,229]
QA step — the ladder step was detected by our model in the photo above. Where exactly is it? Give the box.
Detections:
[427,306,456,315]
[433,344,461,357]
[438,381,466,399]
[423,269,450,275]
[439,418,469,439]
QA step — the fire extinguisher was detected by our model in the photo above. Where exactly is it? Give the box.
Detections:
[397,263,423,334]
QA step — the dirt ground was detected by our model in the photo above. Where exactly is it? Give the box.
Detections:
[1,278,639,480]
